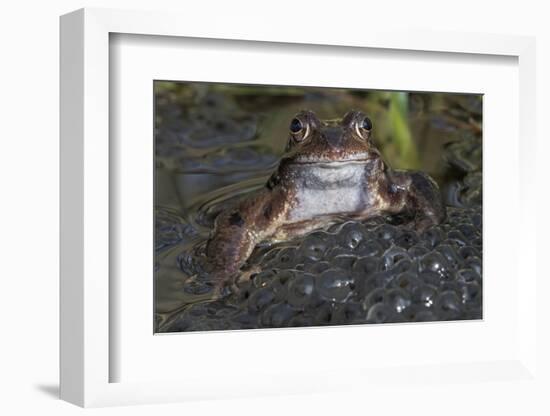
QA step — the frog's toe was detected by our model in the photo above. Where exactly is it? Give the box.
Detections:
[209,271,241,299]
[211,282,231,299]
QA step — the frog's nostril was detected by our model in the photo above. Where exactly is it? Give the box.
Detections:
[323,128,343,148]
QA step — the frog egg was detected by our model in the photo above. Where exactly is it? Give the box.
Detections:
[317,268,355,303]
[299,232,331,262]
[336,222,370,250]
[354,240,384,257]
[384,288,412,314]
[435,244,464,271]
[471,212,482,229]
[365,303,395,324]
[440,280,463,293]
[434,290,463,320]
[325,246,354,258]
[446,230,469,247]
[457,223,480,241]
[362,287,386,311]
[408,244,430,260]
[247,287,277,314]
[356,275,381,300]
[389,258,414,275]
[304,261,331,274]
[420,227,445,249]
[418,270,442,286]
[313,302,337,325]
[268,271,294,301]
[287,273,316,307]
[458,245,481,261]
[331,302,364,324]
[394,230,420,249]
[371,270,396,288]
[471,237,483,249]
[273,247,300,269]
[271,269,289,283]
[374,223,401,243]
[401,304,437,321]
[382,246,411,271]
[447,208,467,224]
[324,247,357,269]
[418,251,451,279]
[260,303,297,327]
[252,269,278,289]
[163,205,484,330]
[465,257,482,277]
[391,272,422,291]
[412,283,439,308]
[352,256,381,277]
[456,268,479,283]
[460,281,482,306]
[439,224,452,235]
[330,254,357,270]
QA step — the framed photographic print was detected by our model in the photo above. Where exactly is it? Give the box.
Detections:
[153,81,482,333]
[60,7,539,408]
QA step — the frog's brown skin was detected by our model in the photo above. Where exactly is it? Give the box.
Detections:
[206,110,446,290]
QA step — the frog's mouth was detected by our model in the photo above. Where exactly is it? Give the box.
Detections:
[300,162,372,172]
[290,155,375,166]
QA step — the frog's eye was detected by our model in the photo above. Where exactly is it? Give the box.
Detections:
[361,117,373,131]
[355,116,373,141]
[290,118,304,134]
[289,117,310,143]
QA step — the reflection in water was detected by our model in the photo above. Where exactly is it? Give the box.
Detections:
[154,82,482,332]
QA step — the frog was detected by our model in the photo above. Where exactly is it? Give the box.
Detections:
[205,110,446,292]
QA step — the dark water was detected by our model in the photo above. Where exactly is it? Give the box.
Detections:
[154,82,482,332]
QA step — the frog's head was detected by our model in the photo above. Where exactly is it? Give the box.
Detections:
[282,110,381,165]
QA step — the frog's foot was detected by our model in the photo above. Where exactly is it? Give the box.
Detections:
[211,283,230,300]
[209,269,241,300]
[210,265,262,299]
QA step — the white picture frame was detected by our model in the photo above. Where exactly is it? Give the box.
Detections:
[60,7,539,408]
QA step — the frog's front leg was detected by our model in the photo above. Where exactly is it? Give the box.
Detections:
[205,189,285,293]
[205,209,259,282]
